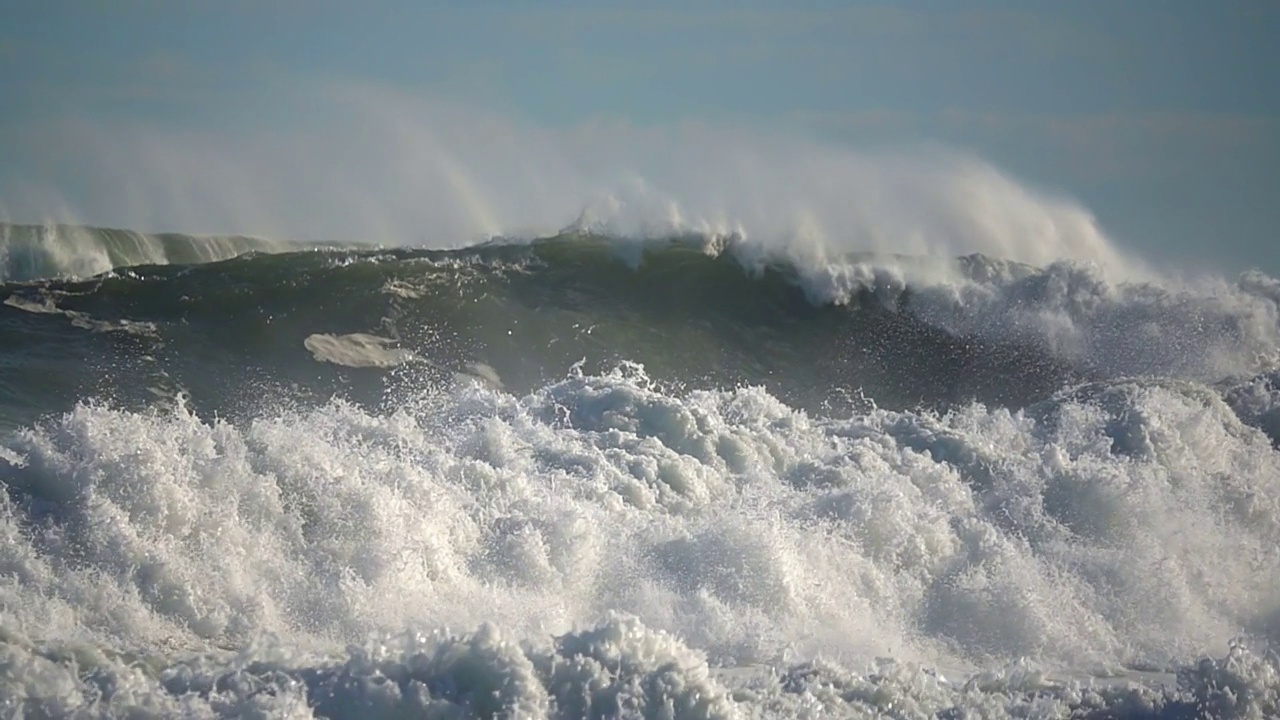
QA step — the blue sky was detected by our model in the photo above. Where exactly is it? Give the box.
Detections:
[2,1,1277,272]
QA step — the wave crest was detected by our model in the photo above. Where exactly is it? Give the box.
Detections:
[0,222,295,283]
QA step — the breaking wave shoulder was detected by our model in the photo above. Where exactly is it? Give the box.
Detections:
[0,222,319,283]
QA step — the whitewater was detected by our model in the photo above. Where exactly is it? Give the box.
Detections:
[2,151,1280,715]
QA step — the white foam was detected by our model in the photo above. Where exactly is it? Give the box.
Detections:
[304,332,415,368]
[766,254,1280,383]
[0,366,1276,686]
[10,614,1271,718]
[1225,371,1280,446]
[4,289,159,336]
[462,361,504,389]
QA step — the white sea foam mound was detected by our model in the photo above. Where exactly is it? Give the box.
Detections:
[1,365,1278,715]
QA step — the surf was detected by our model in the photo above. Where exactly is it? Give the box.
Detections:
[2,361,1279,716]
[1,96,1278,715]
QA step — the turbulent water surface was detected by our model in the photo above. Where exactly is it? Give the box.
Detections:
[1,222,1279,718]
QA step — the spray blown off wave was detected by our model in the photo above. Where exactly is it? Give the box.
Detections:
[1,224,1279,717]
[8,84,1138,277]
[0,223,306,284]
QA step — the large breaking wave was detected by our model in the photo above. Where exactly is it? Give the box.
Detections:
[1,220,1278,717]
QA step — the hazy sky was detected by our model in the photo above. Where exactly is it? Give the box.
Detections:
[2,1,1277,273]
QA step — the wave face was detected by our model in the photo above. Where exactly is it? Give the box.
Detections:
[2,228,1280,717]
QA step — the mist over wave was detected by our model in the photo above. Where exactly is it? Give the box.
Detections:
[2,93,1279,717]
[4,83,1138,277]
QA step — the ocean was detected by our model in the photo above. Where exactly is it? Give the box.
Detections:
[1,221,1278,718]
